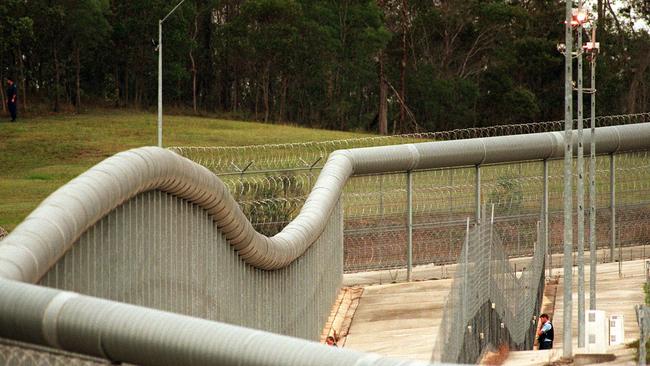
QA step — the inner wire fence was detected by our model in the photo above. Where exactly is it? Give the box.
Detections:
[431,209,546,364]
[171,113,650,273]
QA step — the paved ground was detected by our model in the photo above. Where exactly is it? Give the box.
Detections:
[342,279,451,361]
[342,258,647,364]
[509,259,644,365]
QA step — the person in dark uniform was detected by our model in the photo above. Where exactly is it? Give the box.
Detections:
[537,313,554,350]
[6,77,17,122]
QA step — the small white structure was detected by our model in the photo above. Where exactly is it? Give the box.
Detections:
[586,310,608,353]
[609,314,625,345]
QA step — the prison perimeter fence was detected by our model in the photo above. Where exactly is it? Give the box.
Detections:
[173,113,650,274]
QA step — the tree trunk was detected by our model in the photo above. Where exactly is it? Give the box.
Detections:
[0,69,5,113]
[53,47,60,112]
[254,79,259,121]
[232,76,239,112]
[124,70,129,107]
[113,65,120,107]
[135,75,141,109]
[17,47,27,112]
[190,52,197,112]
[398,0,408,133]
[279,74,288,122]
[597,0,604,35]
[263,63,270,123]
[75,46,81,113]
[378,52,388,135]
[626,48,650,113]
[190,15,199,113]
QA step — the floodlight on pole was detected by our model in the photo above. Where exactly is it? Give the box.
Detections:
[571,8,589,26]
[158,0,187,148]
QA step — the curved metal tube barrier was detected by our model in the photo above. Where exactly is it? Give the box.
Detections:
[2,124,649,283]
[0,123,650,365]
[0,279,438,366]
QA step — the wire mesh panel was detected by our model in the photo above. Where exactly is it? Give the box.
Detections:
[168,115,650,275]
[616,151,650,249]
[343,173,407,271]
[482,162,544,258]
[197,149,650,275]
[39,191,344,342]
[221,171,315,236]
[431,211,546,364]
[410,168,476,266]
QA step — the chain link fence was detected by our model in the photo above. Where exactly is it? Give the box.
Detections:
[431,209,546,364]
[171,113,650,273]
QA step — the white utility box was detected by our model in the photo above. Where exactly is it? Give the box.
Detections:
[609,314,625,345]
[585,310,608,353]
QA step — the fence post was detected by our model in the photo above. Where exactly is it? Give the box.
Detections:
[463,217,470,327]
[610,154,620,278]
[407,170,413,282]
[638,306,646,366]
[544,159,550,279]
[577,25,586,345]
[589,49,597,311]
[490,204,494,283]
[563,0,574,358]
[476,165,481,225]
[379,175,385,219]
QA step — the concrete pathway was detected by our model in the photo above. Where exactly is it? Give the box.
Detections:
[342,259,647,364]
[504,259,645,365]
[342,279,451,361]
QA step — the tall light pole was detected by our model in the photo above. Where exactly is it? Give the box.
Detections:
[158,0,187,148]
[562,0,574,358]
[585,16,600,313]
[576,2,587,349]
[559,3,598,355]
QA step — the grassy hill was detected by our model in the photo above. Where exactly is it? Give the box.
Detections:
[0,110,370,231]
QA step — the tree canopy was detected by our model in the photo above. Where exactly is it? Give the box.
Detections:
[1,0,648,132]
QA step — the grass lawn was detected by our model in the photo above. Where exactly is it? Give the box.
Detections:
[0,109,370,231]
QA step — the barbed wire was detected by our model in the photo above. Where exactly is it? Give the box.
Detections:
[174,116,650,272]
[170,113,650,174]
[213,151,650,272]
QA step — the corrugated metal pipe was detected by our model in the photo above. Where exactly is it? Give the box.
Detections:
[0,278,438,366]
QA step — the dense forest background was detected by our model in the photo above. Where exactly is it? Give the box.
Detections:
[0,0,649,133]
